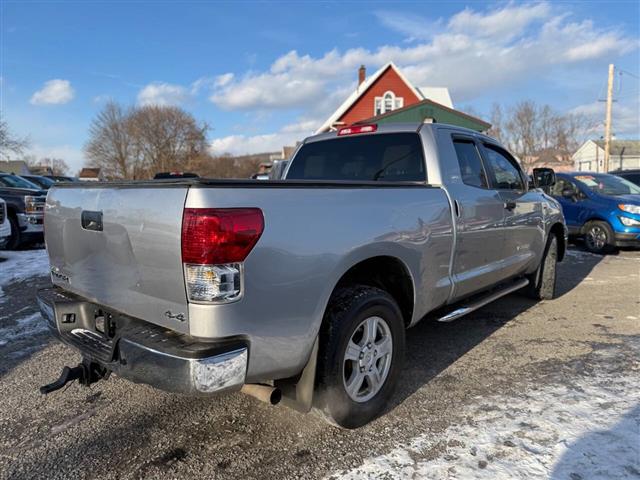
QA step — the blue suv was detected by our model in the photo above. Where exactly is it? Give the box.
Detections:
[548,172,640,253]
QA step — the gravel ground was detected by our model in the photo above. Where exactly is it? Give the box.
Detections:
[0,246,638,479]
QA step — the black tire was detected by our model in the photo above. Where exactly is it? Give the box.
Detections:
[583,220,614,254]
[525,234,558,300]
[5,215,22,250]
[314,285,405,429]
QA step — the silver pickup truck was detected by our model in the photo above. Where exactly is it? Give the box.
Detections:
[37,123,565,428]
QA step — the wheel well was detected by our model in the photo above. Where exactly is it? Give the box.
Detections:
[580,217,610,232]
[550,222,566,261]
[332,256,414,326]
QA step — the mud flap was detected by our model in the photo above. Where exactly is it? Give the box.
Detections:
[276,336,318,413]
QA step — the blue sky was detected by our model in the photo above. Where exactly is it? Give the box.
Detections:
[1,1,639,173]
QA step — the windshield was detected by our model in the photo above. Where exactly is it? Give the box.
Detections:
[26,176,55,188]
[286,132,426,182]
[0,175,41,189]
[573,173,640,196]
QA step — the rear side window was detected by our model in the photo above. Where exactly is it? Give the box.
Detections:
[453,139,488,188]
[286,133,426,181]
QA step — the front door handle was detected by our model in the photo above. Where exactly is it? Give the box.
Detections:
[504,201,517,211]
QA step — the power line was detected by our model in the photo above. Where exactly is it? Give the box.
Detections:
[618,68,640,80]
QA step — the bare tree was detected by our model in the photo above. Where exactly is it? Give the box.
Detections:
[486,103,504,144]
[505,100,538,166]
[25,156,70,175]
[85,102,137,179]
[42,157,70,176]
[493,100,596,170]
[84,102,209,179]
[0,115,30,159]
[127,105,209,176]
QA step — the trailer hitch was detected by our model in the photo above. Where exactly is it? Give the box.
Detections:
[40,360,109,395]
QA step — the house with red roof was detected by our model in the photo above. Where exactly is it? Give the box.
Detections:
[316,62,488,134]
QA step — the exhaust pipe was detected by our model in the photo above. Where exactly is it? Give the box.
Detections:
[241,384,282,405]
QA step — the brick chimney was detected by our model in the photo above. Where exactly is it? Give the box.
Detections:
[358,65,366,86]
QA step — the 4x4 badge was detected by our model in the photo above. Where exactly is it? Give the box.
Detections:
[164,310,185,322]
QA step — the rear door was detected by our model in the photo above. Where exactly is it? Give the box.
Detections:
[444,133,507,299]
[45,185,191,333]
[479,142,545,278]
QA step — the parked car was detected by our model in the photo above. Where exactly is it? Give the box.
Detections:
[0,197,11,247]
[0,173,46,249]
[269,159,290,179]
[612,169,640,187]
[44,175,78,182]
[21,174,56,190]
[37,123,564,428]
[154,172,199,179]
[548,172,640,253]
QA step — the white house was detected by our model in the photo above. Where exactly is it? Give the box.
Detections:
[573,140,640,172]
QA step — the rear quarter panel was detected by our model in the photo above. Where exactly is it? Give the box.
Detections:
[185,185,453,382]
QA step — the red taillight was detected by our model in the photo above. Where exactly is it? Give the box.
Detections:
[181,208,264,264]
[337,124,377,136]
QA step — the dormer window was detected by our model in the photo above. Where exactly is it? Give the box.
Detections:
[374,91,403,116]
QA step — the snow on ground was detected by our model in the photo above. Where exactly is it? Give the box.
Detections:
[0,311,48,357]
[0,248,50,299]
[331,352,640,479]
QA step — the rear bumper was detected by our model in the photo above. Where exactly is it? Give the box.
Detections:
[614,231,640,248]
[36,287,248,394]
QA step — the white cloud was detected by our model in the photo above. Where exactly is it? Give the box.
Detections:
[571,99,640,137]
[137,82,189,106]
[215,73,234,87]
[30,79,75,105]
[210,119,317,155]
[210,2,636,112]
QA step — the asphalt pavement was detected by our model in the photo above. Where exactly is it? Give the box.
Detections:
[0,246,638,479]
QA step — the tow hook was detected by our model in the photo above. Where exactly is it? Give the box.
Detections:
[40,360,109,395]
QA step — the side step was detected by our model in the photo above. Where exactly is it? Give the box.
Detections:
[437,278,529,323]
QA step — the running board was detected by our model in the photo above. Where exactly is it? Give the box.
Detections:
[437,278,529,323]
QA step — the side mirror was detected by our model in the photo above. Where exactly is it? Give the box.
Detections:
[532,168,556,188]
[561,188,576,200]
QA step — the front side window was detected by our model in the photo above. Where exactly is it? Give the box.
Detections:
[453,139,488,188]
[482,145,524,190]
[550,178,579,197]
[286,132,425,182]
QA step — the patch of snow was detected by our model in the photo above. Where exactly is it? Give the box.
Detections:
[0,249,50,298]
[0,312,48,347]
[331,368,639,479]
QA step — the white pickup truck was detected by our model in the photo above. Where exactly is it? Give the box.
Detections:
[37,123,565,428]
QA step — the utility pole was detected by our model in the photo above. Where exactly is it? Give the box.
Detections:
[603,63,614,173]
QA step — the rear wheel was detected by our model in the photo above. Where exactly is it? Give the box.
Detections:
[525,234,558,300]
[583,220,614,254]
[5,215,22,250]
[315,285,405,429]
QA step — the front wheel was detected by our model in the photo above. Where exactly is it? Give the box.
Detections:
[583,221,614,254]
[315,285,405,429]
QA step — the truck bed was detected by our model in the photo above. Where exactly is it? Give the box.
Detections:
[44,181,453,381]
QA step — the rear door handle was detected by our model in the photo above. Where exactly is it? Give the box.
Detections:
[504,201,517,211]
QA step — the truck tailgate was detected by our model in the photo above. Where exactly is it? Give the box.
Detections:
[45,186,190,333]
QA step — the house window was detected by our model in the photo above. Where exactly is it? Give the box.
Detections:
[374,91,403,116]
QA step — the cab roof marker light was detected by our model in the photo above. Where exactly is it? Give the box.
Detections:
[338,124,378,136]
